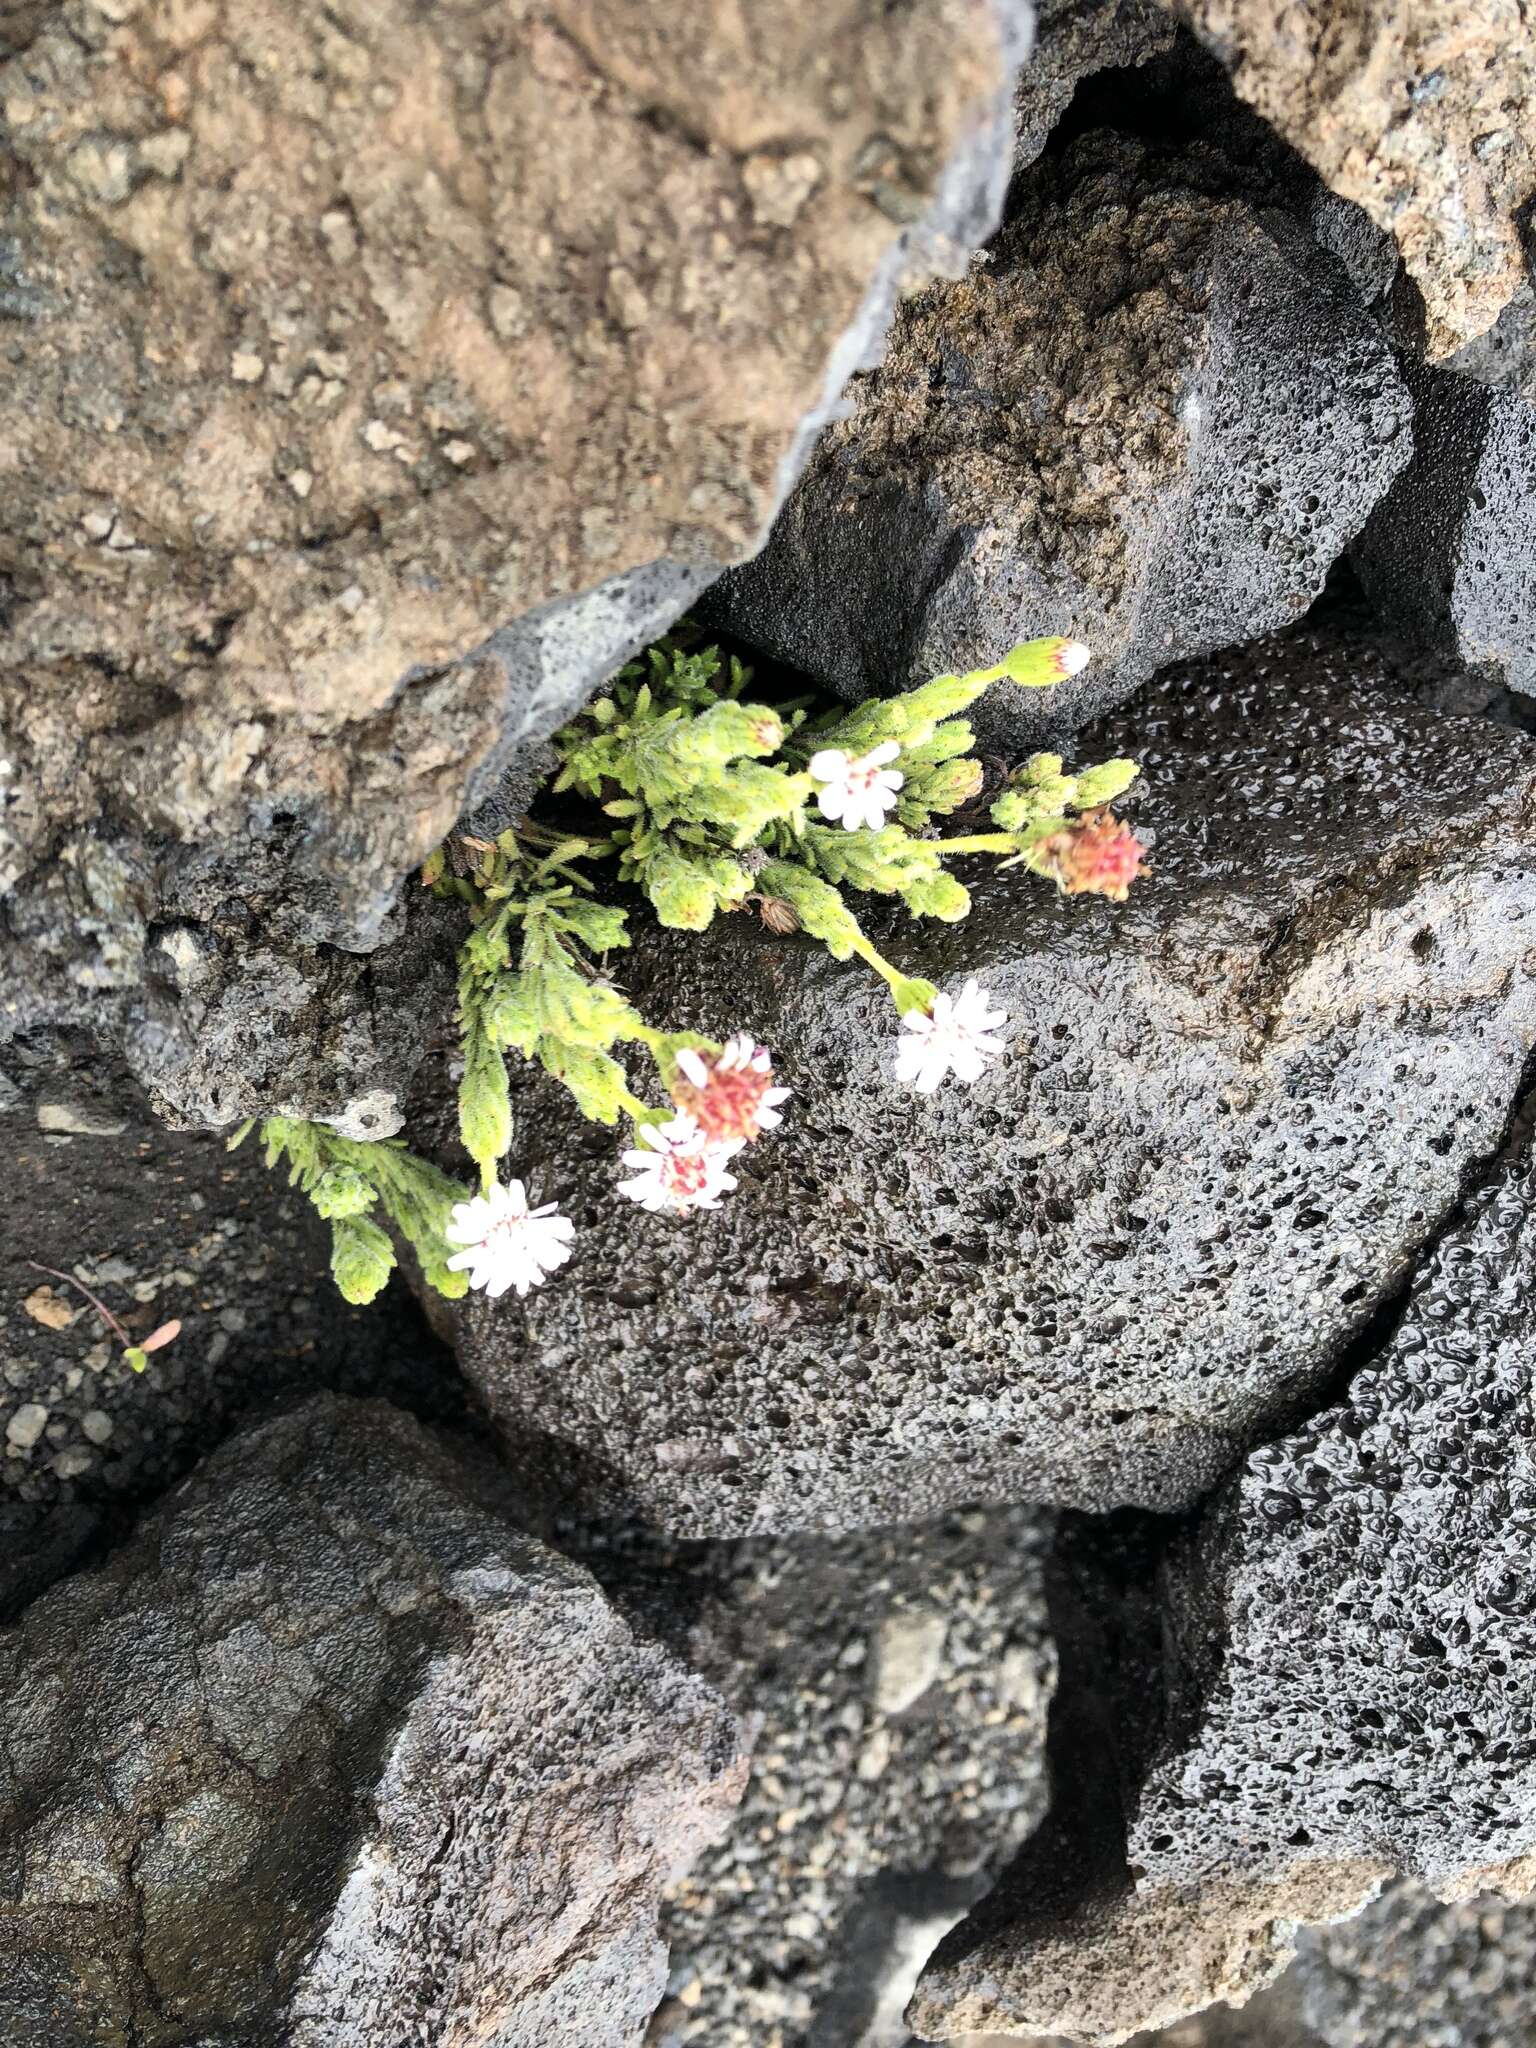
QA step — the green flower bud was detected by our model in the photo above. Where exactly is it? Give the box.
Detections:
[901,871,971,921]
[1072,757,1140,807]
[646,846,724,930]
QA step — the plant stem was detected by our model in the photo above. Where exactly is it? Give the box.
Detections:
[25,1261,132,1347]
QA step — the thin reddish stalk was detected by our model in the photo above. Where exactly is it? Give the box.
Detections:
[25,1260,132,1347]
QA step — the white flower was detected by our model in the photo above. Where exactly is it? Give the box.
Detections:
[617,1112,741,1213]
[672,1032,791,1143]
[808,741,904,832]
[895,978,1009,1093]
[445,1179,575,1298]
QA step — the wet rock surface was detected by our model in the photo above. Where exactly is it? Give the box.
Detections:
[0,1395,746,2048]
[0,1075,464,1621]
[641,1508,1054,2048]
[708,127,1411,748]
[1354,361,1536,703]
[0,0,1025,1120]
[446,625,1536,1534]
[915,1131,1536,2043]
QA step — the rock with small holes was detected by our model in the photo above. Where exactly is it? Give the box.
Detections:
[1354,361,1536,702]
[0,1396,745,2047]
[443,625,1536,1533]
[705,129,1412,750]
[913,1139,1536,2043]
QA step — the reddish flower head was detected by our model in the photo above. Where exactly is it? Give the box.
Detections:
[671,1032,790,1144]
[1034,808,1145,902]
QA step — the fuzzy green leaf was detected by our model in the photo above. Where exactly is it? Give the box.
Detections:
[460,1015,512,1173]
[310,1166,377,1220]
[330,1216,397,1305]
[538,1039,631,1123]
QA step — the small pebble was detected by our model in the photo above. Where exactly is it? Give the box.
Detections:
[6,1403,49,1451]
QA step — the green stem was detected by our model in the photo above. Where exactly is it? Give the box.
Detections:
[935,831,1025,857]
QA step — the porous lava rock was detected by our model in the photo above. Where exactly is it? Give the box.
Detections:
[0,1396,745,2046]
[1354,361,1536,703]
[647,1508,1054,2047]
[0,0,1028,1117]
[708,130,1411,748]
[1164,0,1536,358]
[913,1135,1536,2043]
[1011,0,1176,164]
[445,627,1536,1534]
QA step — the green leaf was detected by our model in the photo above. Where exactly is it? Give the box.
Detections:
[1073,757,1140,806]
[330,1216,397,1305]
[548,901,626,954]
[310,1166,377,1220]
[123,1345,149,1373]
[460,1012,512,1173]
[537,1039,631,1124]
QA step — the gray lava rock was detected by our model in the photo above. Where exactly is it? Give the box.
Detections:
[445,626,1536,1534]
[645,1508,1054,2048]
[706,131,1411,750]
[1354,360,1536,702]
[914,1133,1536,2043]
[1290,1882,1536,2048]
[0,1396,746,2047]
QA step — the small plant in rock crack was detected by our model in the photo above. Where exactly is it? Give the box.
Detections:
[227,1116,477,1307]
[403,629,1146,1300]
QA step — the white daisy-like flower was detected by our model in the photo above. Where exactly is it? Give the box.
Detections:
[617,1112,742,1214]
[895,978,1009,1094]
[445,1179,575,1298]
[807,741,904,832]
[672,1032,790,1144]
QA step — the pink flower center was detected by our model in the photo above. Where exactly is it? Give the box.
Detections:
[661,1149,711,1199]
[673,1059,774,1143]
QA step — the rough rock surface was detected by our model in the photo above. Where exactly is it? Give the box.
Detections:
[0,1070,465,1622]
[914,1133,1536,2043]
[1449,281,1536,405]
[0,1396,746,2046]
[1288,1883,1536,2048]
[0,0,1027,1120]
[708,130,1411,747]
[1165,0,1536,358]
[642,1509,1054,2048]
[443,627,1536,1534]
[1354,361,1536,702]
[1011,0,1174,164]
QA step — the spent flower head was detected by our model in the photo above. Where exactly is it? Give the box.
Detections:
[446,1180,575,1298]
[895,977,1009,1094]
[808,741,905,832]
[1033,808,1146,902]
[618,1112,742,1213]
[672,1033,790,1144]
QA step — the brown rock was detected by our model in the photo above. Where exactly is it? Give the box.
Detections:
[1165,0,1536,357]
[0,0,1026,1112]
